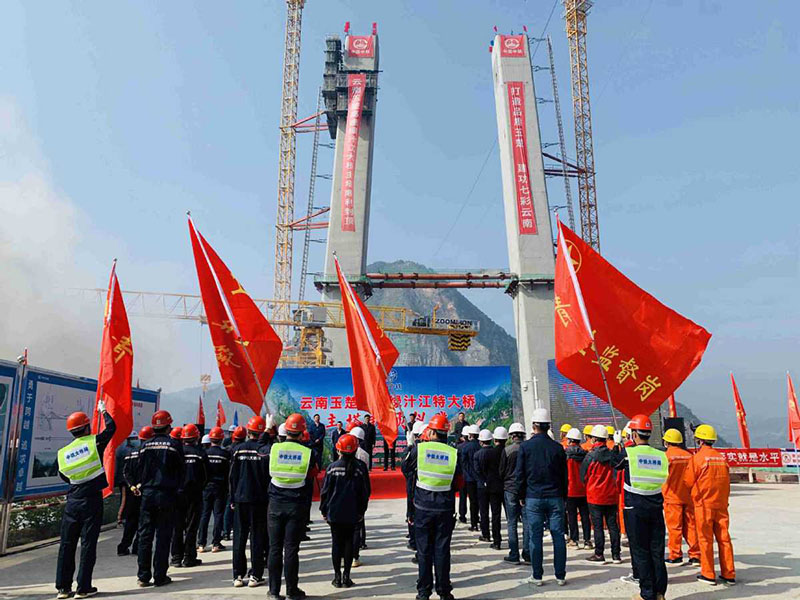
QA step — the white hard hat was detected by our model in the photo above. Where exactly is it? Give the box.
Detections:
[466,424,478,436]
[478,429,493,442]
[508,423,525,435]
[566,427,582,442]
[547,429,555,439]
[590,424,608,439]
[531,408,551,424]
[351,426,365,440]
[412,421,427,435]
[278,423,287,436]
[492,426,509,440]
[228,425,236,432]
[201,434,211,445]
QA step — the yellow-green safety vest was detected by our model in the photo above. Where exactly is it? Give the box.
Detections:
[416,441,457,492]
[57,435,104,485]
[625,445,668,496]
[269,441,311,489]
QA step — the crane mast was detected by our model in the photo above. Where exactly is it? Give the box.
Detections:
[546,35,575,231]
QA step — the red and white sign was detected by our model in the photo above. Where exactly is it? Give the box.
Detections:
[499,35,526,58]
[341,73,366,232]
[717,448,783,468]
[506,82,537,235]
[781,449,800,467]
[347,35,374,58]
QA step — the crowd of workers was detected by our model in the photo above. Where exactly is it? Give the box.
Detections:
[53,403,736,600]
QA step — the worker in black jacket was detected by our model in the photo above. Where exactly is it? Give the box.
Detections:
[402,421,425,563]
[223,425,246,541]
[458,425,481,531]
[55,403,116,600]
[320,433,371,588]
[118,426,154,557]
[171,424,208,568]
[229,416,270,588]
[135,410,185,588]
[362,414,376,470]
[198,426,230,553]
[500,423,529,564]
[474,428,505,548]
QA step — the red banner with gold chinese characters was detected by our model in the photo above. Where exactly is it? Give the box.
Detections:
[341,73,366,232]
[716,448,782,468]
[506,82,537,235]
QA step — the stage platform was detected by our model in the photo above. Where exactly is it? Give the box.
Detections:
[313,467,406,500]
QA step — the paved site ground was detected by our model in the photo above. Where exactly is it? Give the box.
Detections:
[0,483,798,600]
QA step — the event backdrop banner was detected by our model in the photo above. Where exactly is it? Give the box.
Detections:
[265,366,513,436]
[13,367,159,499]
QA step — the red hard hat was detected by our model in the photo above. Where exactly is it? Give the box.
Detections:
[152,410,172,428]
[629,414,653,432]
[246,415,266,433]
[285,413,307,434]
[428,413,450,433]
[232,425,246,441]
[208,426,224,441]
[66,412,90,432]
[346,420,362,433]
[336,434,358,454]
[301,430,310,442]
[182,424,200,440]
[170,426,183,439]
[138,426,155,441]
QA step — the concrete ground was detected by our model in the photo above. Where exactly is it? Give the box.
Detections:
[0,483,798,600]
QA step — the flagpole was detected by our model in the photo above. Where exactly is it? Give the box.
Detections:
[189,213,270,415]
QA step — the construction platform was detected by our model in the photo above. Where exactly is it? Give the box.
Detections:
[0,483,797,599]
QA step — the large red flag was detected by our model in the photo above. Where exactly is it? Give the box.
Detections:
[730,373,751,448]
[196,396,205,428]
[92,261,133,498]
[216,399,227,428]
[334,255,400,445]
[189,217,282,415]
[788,373,800,446]
[554,221,711,419]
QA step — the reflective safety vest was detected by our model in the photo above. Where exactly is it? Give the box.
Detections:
[416,441,457,492]
[269,441,311,489]
[625,444,668,496]
[57,435,104,485]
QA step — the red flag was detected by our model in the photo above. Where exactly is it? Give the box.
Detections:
[189,217,282,415]
[788,373,800,446]
[91,261,133,498]
[730,373,751,449]
[554,221,711,419]
[197,396,205,427]
[667,394,677,419]
[334,255,400,446]
[216,399,227,428]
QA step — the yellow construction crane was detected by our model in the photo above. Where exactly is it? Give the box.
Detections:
[563,0,600,251]
[274,0,306,342]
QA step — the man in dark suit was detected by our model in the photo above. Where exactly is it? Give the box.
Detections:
[362,414,376,471]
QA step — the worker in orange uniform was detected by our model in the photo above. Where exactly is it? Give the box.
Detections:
[662,429,700,566]
[559,424,572,449]
[580,425,594,452]
[684,424,736,586]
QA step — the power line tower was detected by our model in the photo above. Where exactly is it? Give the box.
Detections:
[274,0,306,341]
[563,0,600,250]
[546,35,575,231]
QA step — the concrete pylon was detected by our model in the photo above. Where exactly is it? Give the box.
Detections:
[317,32,380,366]
[491,34,556,427]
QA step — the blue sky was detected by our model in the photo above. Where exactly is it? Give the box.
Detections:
[1,1,797,420]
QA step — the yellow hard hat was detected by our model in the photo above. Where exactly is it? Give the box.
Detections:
[606,425,615,436]
[663,428,683,445]
[560,423,572,433]
[694,424,717,442]
[583,425,593,435]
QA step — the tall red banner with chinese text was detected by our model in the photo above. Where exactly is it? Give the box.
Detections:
[788,373,800,446]
[730,373,751,448]
[189,218,282,415]
[196,396,205,428]
[216,399,226,427]
[92,262,133,498]
[341,73,366,232]
[667,394,677,418]
[334,256,400,445]
[554,221,711,418]
[506,82,537,235]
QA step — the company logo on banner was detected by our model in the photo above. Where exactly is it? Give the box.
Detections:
[781,450,800,467]
[717,448,783,468]
[506,82,537,235]
[500,35,526,58]
[341,73,366,232]
[347,35,374,58]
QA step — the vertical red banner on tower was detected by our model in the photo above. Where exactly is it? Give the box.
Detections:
[341,73,366,232]
[506,82,537,235]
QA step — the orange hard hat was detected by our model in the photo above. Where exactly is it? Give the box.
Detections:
[232,425,246,441]
[336,434,358,454]
[428,413,450,433]
[182,424,200,440]
[138,426,155,441]
[629,414,653,432]
[152,410,172,428]
[66,412,90,432]
[285,413,307,434]
[170,426,183,439]
[246,415,266,433]
[208,426,224,441]
[346,420,362,433]
[301,430,310,442]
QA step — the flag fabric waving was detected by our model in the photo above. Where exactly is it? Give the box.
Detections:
[91,260,133,498]
[197,396,206,429]
[334,255,400,446]
[216,399,227,428]
[730,373,751,448]
[788,373,800,446]
[188,217,282,415]
[554,220,711,419]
